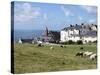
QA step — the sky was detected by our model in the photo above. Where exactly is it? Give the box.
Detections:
[12,1,97,30]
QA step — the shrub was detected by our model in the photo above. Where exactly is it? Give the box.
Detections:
[77,40,83,44]
[60,40,83,45]
[60,41,68,45]
[93,40,97,43]
[68,40,75,44]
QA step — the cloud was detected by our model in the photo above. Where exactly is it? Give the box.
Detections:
[61,6,73,17]
[78,16,83,21]
[14,3,41,23]
[80,6,97,14]
[89,19,96,23]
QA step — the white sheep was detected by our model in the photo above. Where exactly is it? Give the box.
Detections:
[83,51,93,57]
[50,46,54,50]
[89,53,97,60]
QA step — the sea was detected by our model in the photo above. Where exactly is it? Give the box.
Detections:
[14,30,44,42]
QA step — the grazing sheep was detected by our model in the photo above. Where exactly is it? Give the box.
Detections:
[83,51,93,57]
[60,45,64,48]
[60,45,66,48]
[80,47,83,50]
[83,51,89,56]
[89,53,97,60]
[37,43,42,47]
[50,46,54,50]
[76,52,83,57]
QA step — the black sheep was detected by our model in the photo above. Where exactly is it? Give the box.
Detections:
[76,52,83,57]
[37,43,42,47]
[60,45,63,48]
[80,47,83,50]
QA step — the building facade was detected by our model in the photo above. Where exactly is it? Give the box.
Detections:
[60,24,97,44]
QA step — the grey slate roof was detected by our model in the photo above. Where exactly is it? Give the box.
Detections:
[62,25,81,31]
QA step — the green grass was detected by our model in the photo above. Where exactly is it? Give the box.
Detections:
[14,43,97,74]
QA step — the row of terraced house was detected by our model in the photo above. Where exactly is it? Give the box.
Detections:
[60,23,97,44]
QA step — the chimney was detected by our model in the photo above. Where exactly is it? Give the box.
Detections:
[70,24,73,27]
[81,23,84,28]
[81,23,84,25]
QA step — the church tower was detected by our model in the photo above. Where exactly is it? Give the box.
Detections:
[45,26,48,36]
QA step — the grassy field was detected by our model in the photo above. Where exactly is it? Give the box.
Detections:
[14,43,97,74]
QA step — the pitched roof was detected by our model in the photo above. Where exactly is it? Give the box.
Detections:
[62,24,97,31]
[62,25,81,31]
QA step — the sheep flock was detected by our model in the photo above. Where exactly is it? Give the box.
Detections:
[76,51,97,60]
[37,43,97,61]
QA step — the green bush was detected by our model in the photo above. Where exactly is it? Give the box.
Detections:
[93,40,97,43]
[60,41,68,45]
[68,40,75,44]
[61,40,83,45]
[77,40,83,44]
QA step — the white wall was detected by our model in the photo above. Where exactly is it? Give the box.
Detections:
[60,29,80,42]
[60,31,68,42]
[61,29,97,43]
[73,36,80,42]
[73,29,79,35]
[83,36,97,43]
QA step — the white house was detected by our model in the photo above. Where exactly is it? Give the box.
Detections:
[60,24,97,44]
[61,30,80,42]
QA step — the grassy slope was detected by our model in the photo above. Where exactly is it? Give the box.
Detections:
[14,43,97,73]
